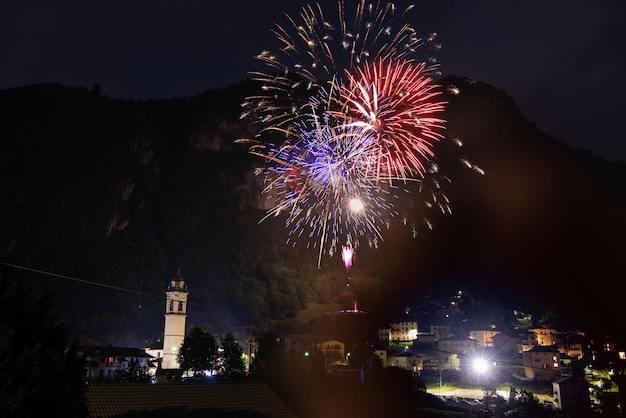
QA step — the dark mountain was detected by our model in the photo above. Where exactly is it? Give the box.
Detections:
[1,76,624,346]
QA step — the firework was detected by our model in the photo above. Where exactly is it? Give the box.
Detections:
[253,109,397,266]
[333,57,447,181]
[241,1,480,267]
[341,244,354,270]
[242,0,439,132]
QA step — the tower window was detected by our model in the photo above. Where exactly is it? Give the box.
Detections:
[169,300,174,312]
[178,301,183,312]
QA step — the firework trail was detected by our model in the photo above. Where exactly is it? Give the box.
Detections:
[240,1,482,267]
[342,244,355,270]
[341,243,359,311]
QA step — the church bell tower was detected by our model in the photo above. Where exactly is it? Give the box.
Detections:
[161,270,189,370]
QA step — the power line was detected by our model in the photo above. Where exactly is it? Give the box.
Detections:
[0,261,268,323]
[0,261,591,371]
[1,261,158,298]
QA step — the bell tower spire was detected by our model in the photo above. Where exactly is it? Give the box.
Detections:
[161,270,189,370]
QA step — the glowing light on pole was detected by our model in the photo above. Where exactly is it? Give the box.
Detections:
[472,357,490,374]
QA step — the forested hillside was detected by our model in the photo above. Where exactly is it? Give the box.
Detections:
[1,76,625,346]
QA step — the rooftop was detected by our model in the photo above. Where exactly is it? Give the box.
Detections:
[86,382,298,418]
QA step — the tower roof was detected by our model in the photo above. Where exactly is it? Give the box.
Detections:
[167,269,188,292]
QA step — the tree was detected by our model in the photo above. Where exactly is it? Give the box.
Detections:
[0,243,87,417]
[177,326,217,375]
[110,359,151,383]
[368,366,415,415]
[507,387,554,418]
[248,333,281,381]
[482,385,508,416]
[219,333,246,380]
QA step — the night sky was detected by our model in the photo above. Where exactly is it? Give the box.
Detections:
[1,0,624,161]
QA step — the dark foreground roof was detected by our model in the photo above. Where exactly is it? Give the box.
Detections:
[86,382,298,418]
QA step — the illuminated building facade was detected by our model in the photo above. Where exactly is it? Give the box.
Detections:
[161,271,188,370]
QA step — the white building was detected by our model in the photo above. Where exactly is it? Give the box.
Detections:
[379,321,418,342]
[144,339,164,368]
[388,351,422,373]
[523,345,561,381]
[438,336,478,355]
[390,321,418,341]
[161,271,189,370]
[80,345,155,381]
[469,329,500,348]
[529,326,558,347]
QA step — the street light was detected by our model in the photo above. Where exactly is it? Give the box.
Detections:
[472,357,490,374]
[439,367,443,393]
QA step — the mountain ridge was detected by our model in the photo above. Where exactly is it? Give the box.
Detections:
[1,76,624,345]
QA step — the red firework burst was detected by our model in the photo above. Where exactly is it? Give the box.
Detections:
[336,58,447,182]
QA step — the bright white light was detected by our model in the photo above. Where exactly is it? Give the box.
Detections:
[341,245,354,269]
[349,198,364,212]
[472,358,489,374]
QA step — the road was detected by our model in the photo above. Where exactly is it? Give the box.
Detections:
[428,388,555,406]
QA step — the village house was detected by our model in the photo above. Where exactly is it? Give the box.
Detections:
[378,321,418,342]
[430,324,453,341]
[529,325,558,347]
[437,335,478,356]
[387,351,423,374]
[79,345,156,382]
[469,329,500,348]
[492,330,533,356]
[317,339,346,367]
[523,345,561,381]
[552,375,591,413]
